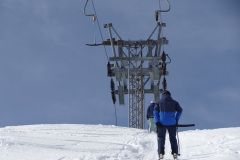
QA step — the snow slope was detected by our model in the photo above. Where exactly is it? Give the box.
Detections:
[0,124,239,160]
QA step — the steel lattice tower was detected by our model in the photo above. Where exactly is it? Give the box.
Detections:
[105,22,169,129]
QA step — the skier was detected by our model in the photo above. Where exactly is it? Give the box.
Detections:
[154,90,183,160]
[147,101,157,133]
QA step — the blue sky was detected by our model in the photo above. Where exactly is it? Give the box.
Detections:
[0,0,239,130]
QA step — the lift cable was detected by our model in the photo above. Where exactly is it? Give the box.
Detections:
[91,0,118,126]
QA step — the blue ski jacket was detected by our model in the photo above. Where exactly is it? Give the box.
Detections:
[154,94,183,126]
[147,103,155,119]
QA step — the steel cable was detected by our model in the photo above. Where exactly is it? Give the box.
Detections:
[91,0,109,61]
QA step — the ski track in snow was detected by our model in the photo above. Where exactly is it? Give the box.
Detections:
[0,124,239,160]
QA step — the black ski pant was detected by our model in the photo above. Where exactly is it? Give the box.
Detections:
[157,126,178,155]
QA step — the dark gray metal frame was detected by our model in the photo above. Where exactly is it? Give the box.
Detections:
[104,22,168,129]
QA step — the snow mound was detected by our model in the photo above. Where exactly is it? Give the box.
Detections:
[0,124,239,160]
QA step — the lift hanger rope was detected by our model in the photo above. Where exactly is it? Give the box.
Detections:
[84,0,109,60]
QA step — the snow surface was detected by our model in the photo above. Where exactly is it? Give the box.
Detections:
[0,124,239,160]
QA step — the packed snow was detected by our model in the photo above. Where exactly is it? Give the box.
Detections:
[0,124,239,160]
